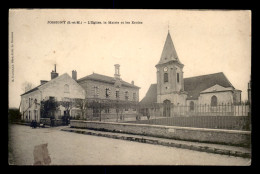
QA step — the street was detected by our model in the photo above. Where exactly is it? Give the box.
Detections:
[8,124,250,165]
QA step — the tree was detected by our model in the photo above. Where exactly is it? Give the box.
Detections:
[8,108,21,123]
[40,98,59,118]
[21,81,35,93]
[59,98,74,117]
[75,98,88,119]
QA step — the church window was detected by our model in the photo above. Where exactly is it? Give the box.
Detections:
[164,73,168,83]
[211,96,217,107]
[64,84,70,93]
[177,73,180,83]
[190,101,194,111]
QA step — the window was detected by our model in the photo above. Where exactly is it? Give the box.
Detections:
[125,91,129,100]
[164,73,168,83]
[116,90,120,99]
[190,101,194,111]
[105,88,110,98]
[64,84,70,93]
[211,96,217,107]
[105,108,110,113]
[133,93,137,101]
[177,73,180,83]
[94,86,99,98]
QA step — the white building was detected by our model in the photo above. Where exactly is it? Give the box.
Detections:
[20,66,85,122]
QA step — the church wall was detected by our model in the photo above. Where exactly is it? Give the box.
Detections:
[198,91,234,105]
[157,93,186,105]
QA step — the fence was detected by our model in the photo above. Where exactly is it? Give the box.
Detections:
[140,103,251,117]
[173,103,250,117]
[127,116,251,131]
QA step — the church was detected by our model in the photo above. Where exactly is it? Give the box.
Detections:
[139,31,242,117]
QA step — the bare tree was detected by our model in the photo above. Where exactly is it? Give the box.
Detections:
[21,81,35,93]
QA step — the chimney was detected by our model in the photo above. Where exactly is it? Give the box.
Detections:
[114,64,120,79]
[72,70,77,81]
[40,80,48,85]
[131,81,134,85]
[51,64,59,79]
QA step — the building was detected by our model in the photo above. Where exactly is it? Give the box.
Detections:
[20,65,86,122]
[77,64,140,120]
[140,31,242,117]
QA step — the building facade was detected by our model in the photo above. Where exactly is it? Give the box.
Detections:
[140,31,242,117]
[77,64,140,120]
[20,66,86,122]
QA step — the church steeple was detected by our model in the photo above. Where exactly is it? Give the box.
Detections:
[155,31,185,95]
[156,32,182,66]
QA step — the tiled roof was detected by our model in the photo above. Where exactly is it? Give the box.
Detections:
[77,73,140,88]
[139,72,235,104]
[139,84,157,104]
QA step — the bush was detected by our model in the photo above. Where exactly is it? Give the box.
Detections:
[8,108,21,122]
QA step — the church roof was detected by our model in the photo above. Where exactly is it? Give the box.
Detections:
[184,72,234,100]
[77,73,140,89]
[139,72,235,104]
[139,84,157,104]
[157,32,181,66]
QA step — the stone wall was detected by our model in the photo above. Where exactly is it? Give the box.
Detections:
[70,120,251,147]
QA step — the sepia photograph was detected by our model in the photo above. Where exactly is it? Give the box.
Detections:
[8,9,251,165]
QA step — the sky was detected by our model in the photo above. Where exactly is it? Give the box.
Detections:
[9,9,251,108]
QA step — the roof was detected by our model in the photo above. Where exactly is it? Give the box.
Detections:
[77,73,140,88]
[157,32,181,66]
[20,73,70,96]
[184,72,234,100]
[139,72,236,103]
[20,85,42,96]
[139,84,157,104]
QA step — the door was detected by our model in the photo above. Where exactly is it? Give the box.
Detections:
[163,100,171,117]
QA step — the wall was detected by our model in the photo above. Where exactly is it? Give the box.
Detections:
[198,91,234,105]
[39,73,85,101]
[79,79,139,102]
[70,120,251,147]
[20,73,86,122]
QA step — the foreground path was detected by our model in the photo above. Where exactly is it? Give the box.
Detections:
[8,124,250,165]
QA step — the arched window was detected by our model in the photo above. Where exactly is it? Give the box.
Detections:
[211,95,217,106]
[177,73,180,83]
[190,101,194,111]
[64,84,70,93]
[164,73,168,83]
